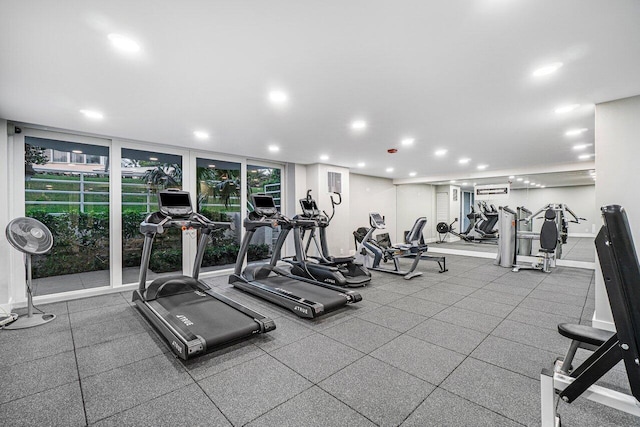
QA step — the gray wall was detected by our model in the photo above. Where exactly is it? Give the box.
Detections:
[593,94,640,329]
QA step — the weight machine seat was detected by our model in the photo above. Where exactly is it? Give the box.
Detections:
[539,209,559,252]
[558,323,614,348]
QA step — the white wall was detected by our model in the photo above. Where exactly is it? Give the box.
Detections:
[0,120,9,310]
[593,94,640,330]
[435,185,462,241]
[396,184,436,241]
[349,173,396,248]
[506,185,598,236]
[305,164,351,256]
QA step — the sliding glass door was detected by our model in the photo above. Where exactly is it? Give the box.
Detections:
[195,157,242,272]
[247,164,282,262]
[121,148,183,285]
[24,134,110,296]
[14,128,286,301]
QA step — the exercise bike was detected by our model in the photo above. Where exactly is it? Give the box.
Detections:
[354,213,446,279]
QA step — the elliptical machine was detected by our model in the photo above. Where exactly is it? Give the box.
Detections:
[293,190,370,287]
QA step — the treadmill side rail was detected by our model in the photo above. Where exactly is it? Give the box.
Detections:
[133,290,205,360]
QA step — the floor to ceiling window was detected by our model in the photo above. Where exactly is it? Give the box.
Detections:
[247,164,282,262]
[121,148,183,285]
[24,136,110,296]
[195,158,243,271]
[17,128,286,300]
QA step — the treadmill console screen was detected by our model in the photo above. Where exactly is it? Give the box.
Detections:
[370,213,386,227]
[252,195,278,217]
[158,190,193,217]
[299,199,320,217]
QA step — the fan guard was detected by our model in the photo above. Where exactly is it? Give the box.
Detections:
[6,217,53,255]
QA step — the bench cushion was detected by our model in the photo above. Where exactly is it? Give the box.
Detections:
[558,323,615,347]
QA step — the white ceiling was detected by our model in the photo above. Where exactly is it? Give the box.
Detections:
[1,1,639,181]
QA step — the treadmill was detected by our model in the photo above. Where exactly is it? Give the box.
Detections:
[229,194,362,319]
[133,189,275,360]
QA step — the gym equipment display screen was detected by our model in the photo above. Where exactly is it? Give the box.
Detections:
[160,191,191,208]
[159,191,193,217]
[300,199,320,216]
[370,213,384,225]
[253,195,275,208]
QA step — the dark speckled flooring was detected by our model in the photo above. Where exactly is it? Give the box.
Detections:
[1,255,635,426]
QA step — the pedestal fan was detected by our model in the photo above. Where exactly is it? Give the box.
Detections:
[4,217,56,329]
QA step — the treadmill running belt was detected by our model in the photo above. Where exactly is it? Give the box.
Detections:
[151,292,260,347]
[261,276,348,312]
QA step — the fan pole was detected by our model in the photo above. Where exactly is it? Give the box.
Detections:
[3,253,56,329]
[26,253,33,319]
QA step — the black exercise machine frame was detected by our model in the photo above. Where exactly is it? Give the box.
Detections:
[541,204,640,425]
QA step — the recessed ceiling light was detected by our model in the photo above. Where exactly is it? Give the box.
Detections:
[434,149,447,156]
[268,145,280,153]
[565,128,588,136]
[79,109,103,120]
[555,104,580,114]
[72,150,83,154]
[208,164,216,168]
[541,185,546,188]
[536,184,541,187]
[401,138,415,146]
[386,167,394,173]
[268,90,288,105]
[409,172,417,177]
[477,164,488,170]
[473,182,477,185]
[578,153,593,160]
[320,154,329,161]
[193,130,209,140]
[357,162,365,168]
[462,182,468,186]
[458,158,471,164]
[509,175,515,179]
[524,180,530,184]
[149,157,158,161]
[530,182,536,185]
[450,180,456,184]
[517,178,523,182]
[532,62,563,77]
[107,33,141,53]
[350,120,367,131]
[572,143,592,150]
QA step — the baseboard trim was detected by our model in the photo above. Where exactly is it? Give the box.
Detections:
[592,314,616,332]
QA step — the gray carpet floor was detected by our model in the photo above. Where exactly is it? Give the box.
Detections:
[1,255,635,426]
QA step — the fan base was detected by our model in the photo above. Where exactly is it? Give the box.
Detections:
[3,313,55,330]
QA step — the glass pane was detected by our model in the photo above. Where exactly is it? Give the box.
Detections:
[121,149,183,285]
[196,158,241,272]
[247,165,282,262]
[24,137,110,296]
